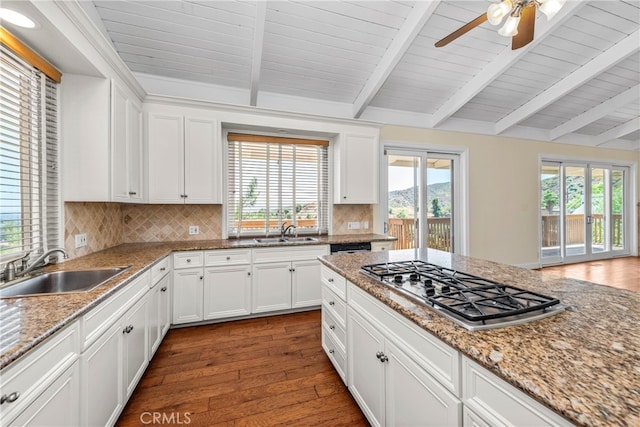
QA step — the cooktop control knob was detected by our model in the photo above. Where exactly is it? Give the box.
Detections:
[409,273,419,282]
[425,287,436,297]
[393,275,404,284]
[441,284,451,293]
[423,278,433,287]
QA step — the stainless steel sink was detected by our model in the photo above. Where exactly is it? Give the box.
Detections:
[253,236,319,244]
[0,267,130,298]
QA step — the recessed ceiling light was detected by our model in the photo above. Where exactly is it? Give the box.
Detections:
[0,8,37,29]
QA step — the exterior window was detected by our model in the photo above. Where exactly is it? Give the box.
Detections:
[226,133,329,237]
[0,46,59,260]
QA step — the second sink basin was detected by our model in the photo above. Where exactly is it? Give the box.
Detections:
[0,267,130,298]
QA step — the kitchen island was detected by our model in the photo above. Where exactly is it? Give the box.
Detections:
[318,249,640,427]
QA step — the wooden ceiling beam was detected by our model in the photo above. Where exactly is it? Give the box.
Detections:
[352,0,440,119]
[430,0,586,128]
[495,29,640,134]
[249,1,267,107]
[550,84,640,140]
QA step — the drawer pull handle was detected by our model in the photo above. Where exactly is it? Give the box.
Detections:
[186,259,191,263]
[328,349,334,354]
[329,301,335,306]
[1,392,20,404]
[128,191,137,195]
[329,325,335,330]
[161,287,168,292]
[160,267,166,271]
[328,278,334,283]
[123,325,134,334]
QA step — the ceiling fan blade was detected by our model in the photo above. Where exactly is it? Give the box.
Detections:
[434,13,488,48]
[512,5,536,50]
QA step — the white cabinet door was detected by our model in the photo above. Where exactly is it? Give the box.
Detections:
[347,309,385,427]
[148,283,161,357]
[184,117,220,203]
[385,340,461,427]
[252,262,292,313]
[291,259,322,308]
[172,268,204,324]
[127,99,144,202]
[147,113,185,203]
[158,274,172,339]
[81,321,123,427]
[335,133,379,204]
[122,296,148,399]
[203,265,251,319]
[9,361,80,427]
[111,82,129,202]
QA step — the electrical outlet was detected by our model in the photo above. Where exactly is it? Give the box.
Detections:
[75,233,87,248]
[363,221,369,230]
[347,222,360,230]
[188,225,199,235]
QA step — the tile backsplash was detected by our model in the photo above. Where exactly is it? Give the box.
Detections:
[332,204,373,235]
[64,202,373,259]
[122,204,222,242]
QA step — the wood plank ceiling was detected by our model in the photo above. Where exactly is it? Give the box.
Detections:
[89,0,640,150]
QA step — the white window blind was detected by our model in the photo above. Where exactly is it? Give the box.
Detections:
[227,133,329,237]
[0,47,59,260]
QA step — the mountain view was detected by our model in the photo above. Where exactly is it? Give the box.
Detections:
[389,182,451,218]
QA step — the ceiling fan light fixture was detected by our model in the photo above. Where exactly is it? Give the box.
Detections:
[538,0,566,20]
[498,13,521,37]
[487,0,513,25]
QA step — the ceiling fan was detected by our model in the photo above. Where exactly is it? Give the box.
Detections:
[435,0,567,50]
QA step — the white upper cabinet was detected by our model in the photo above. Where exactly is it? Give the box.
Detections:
[111,81,144,203]
[61,75,144,202]
[146,105,221,204]
[334,131,379,204]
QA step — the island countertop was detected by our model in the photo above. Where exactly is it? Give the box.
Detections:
[0,234,393,370]
[318,249,640,427]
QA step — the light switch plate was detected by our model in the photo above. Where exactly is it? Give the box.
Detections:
[189,225,199,235]
[348,222,360,230]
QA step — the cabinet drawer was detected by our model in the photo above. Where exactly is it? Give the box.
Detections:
[252,245,329,263]
[348,281,460,395]
[205,249,251,266]
[462,357,571,426]
[151,256,170,286]
[371,241,395,252]
[0,322,79,422]
[173,251,203,269]
[321,265,346,299]
[322,285,346,326]
[322,326,346,384]
[81,271,150,349]
[322,308,346,350]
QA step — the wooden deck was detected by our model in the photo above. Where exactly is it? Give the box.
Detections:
[539,256,640,292]
[117,310,368,427]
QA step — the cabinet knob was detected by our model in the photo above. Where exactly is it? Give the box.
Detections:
[186,259,191,263]
[0,392,20,404]
[328,349,334,354]
[329,301,335,306]
[247,272,251,276]
[123,325,133,334]
[328,278,334,283]
[180,194,188,198]
[329,325,335,330]
[380,354,388,363]
[128,191,137,195]
[200,276,203,280]
[343,196,347,199]
[226,256,231,260]
[161,286,167,292]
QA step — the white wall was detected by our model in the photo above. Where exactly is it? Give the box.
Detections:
[380,125,640,266]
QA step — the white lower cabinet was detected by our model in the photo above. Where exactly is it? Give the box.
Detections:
[347,308,460,427]
[252,262,292,312]
[122,296,148,399]
[204,264,252,319]
[172,267,204,324]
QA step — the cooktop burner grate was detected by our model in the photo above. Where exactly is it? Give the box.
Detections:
[360,260,563,330]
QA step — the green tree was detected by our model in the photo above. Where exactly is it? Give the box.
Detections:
[541,190,558,214]
[431,198,442,218]
[242,177,258,208]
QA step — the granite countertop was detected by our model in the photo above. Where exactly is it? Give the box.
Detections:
[0,234,393,370]
[318,249,640,427]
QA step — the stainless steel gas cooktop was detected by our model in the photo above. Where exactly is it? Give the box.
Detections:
[360,260,565,331]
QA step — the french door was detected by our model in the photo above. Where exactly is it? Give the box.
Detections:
[540,161,630,265]
[383,149,458,252]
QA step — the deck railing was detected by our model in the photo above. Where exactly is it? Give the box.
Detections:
[389,218,452,252]
[541,214,623,247]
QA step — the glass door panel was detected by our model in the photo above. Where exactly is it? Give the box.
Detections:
[612,169,625,252]
[387,154,419,249]
[426,158,453,252]
[541,163,561,262]
[564,166,586,259]
[589,167,607,254]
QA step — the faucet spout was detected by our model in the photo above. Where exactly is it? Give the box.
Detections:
[16,248,68,278]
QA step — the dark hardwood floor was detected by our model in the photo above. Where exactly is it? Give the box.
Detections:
[117,310,368,427]
[538,256,640,292]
